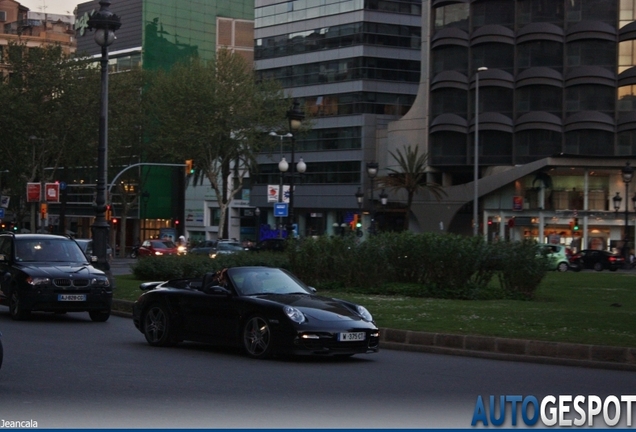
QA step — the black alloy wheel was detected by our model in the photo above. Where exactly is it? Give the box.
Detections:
[9,289,30,321]
[593,262,603,272]
[89,309,111,322]
[143,303,178,347]
[242,315,273,359]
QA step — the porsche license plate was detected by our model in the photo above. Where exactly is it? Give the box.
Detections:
[58,294,86,301]
[338,332,365,341]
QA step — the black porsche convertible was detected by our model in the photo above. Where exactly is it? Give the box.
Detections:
[132,266,379,359]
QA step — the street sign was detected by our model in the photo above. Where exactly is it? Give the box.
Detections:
[27,183,40,202]
[45,183,60,202]
[274,202,288,217]
[0,208,4,218]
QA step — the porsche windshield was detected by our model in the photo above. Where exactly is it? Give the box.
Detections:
[228,267,311,296]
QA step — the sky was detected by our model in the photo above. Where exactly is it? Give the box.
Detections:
[19,0,82,15]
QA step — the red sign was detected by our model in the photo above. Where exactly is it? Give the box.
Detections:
[27,183,41,202]
[512,196,524,211]
[45,183,60,202]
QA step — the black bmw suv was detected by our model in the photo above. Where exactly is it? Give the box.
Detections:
[0,233,112,321]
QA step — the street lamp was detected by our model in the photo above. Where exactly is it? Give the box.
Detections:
[254,207,261,243]
[282,100,305,238]
[379,189,388,231]
[473,66,488,236]
[621,162,634,267]
[88,0,121,272]
[366,162,378,234]
[270,131,293,238]
[355,187,364,234]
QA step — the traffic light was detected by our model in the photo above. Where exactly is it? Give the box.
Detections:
[40,203,48,218]
[573,218,579,231]
[350,214,359,231]
[185,159,194,175]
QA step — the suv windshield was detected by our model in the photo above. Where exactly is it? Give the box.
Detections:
[15,238,88,263]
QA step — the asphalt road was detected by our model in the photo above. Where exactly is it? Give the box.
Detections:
[0,311,634,428]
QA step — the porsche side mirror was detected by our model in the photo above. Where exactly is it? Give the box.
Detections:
[139,281,163,291]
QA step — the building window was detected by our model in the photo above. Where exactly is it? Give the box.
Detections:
[618,40,636,73]
[433,3,469,31]
[430,88,467,118]
[209,208,221,226]
[254,161,361,184]
[255,22,421,60]
[517,40,563,72]
[565,130,614,155]
[620,0,636,28]
[431,45,468,75]
[618,85,636,111]
[257,57,420,87]
[516,0,564,27]
[565,85,614,114]
[471,0,514,31]
[567,40,615,70]
[516,85,562,117]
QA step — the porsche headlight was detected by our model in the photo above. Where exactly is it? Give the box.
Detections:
[284,305,305,324]
[26,276,50,286]
[356,305,373,322]
[91,277,110,287]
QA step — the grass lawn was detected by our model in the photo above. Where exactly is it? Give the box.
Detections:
[114,271,636,348]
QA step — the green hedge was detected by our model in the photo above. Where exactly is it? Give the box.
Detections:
[132,233,549,300]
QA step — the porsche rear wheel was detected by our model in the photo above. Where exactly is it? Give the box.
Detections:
[9,289,30,321]
[242,315,273,359]
[143,303,178,347]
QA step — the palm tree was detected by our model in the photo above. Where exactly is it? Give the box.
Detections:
[384,145,446,230]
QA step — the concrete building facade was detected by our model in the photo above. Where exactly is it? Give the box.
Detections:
[381,0,636,253]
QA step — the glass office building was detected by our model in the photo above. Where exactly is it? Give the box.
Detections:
[251,0,422,236]
[69,0,254,244]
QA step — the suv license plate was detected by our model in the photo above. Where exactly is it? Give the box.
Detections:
[338,332,365,341]
[58,294,86,301]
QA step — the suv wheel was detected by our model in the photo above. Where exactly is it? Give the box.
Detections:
[9,289,31,321]
[89,309,111,322]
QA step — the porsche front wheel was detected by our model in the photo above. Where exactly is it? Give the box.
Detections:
[242,315,273,359]
[143,303,178,347]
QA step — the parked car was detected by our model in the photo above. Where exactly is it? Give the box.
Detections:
[132,266,380,358]
[74,239,113,262]
[137,239,183,257]
[209,240,246,259]
[0,233,112,321]
[189,240,217,255]
[538,243,572,272]
[570,249,625,271]
[249,238,287,253]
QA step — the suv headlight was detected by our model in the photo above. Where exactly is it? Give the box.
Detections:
[284,306,305,324]
[91,277,110,287]
[26,276,50,286]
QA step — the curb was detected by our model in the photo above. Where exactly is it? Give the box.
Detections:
[111,300,636,370]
